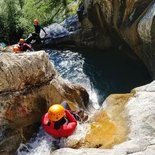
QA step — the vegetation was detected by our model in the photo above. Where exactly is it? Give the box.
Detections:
[0,0,81,44]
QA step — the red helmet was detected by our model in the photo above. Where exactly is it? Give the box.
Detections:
[34,19,39,25]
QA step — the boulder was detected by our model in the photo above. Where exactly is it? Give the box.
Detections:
[38,15,96,49]
[0,51,88,154]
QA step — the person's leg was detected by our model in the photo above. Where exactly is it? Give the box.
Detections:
[35,36,41,43]
[61,101,70,110]
[61,101,88,122]
[25,34,33,44]
[31,33,41,43]
[72,109,88,123]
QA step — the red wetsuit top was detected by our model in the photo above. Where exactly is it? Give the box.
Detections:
[42,110,77,138]
[18,43,32,51]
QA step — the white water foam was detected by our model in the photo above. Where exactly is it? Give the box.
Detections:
[49,49,101,110]
[17,127,56,155]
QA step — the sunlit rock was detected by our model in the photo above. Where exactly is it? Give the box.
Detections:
[62,94,131,149]
[0,51,54,91]
[0,51,88,154]
[53,81,155,155]
[84,94,132,149]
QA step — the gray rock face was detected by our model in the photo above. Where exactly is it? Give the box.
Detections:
[0,51,89,154]
[83,0,155,78]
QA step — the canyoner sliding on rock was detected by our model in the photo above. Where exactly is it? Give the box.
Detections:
[41,101,88,150]
[42,101,88,148]
[42,104,77,139]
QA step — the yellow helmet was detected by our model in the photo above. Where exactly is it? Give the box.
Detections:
[19,38,25,43]
[48,104,65,122]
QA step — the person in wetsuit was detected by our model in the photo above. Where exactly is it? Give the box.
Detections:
[26,19,47,44]
[18,38,33,51]
[42,104,77,139]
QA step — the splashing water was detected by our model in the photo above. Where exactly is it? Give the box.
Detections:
[17,127,55,155]
[48,49,100,109]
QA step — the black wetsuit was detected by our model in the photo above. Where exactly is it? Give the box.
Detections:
[34,25,46,34]
[25,25,46,44]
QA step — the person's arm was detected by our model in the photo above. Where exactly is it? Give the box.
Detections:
[65,109,77,122]
[24,43,33,51]
[60,110,77,137]
[18,43,22,51]
[41,26,47,35]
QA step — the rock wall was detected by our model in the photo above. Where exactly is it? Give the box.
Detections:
[0,51,89,154]
[82,0,155,78]
[53,81,155,155]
